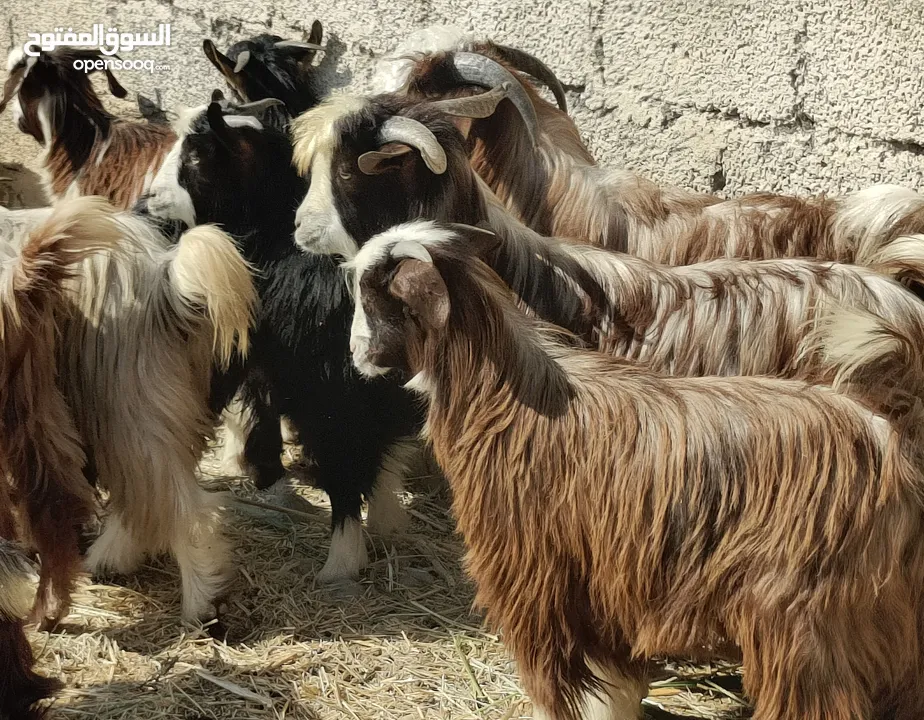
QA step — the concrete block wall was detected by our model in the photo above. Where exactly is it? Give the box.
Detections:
[2,0,923,203]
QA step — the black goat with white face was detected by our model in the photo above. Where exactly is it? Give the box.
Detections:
[202,21,324,130]
[140,98,423,583]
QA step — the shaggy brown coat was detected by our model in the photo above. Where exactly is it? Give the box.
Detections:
[349,234,924,720]
[0,200,122,718]
[4,199,255,623]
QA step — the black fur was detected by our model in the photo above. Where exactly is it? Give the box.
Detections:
[143,104,422,543]
[318,95,608,343]
[205,24,325,131]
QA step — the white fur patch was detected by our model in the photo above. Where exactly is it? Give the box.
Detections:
[404,371,435,396]
[147,139,197,227]
[370,25,473,92]
[86,514,145,576]
[293,147,358,257]
[317,517,367,582]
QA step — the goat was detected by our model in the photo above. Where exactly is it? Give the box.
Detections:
[0,198,125,631]
[385,42,924,273]
[139,97,422,583]
[202,21,324,130]
[290,92,924,408]
[3,197,255,623]
[0,539,57,720]
[346,224,924,720]
[1,47,175,209]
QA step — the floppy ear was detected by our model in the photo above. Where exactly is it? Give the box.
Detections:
[102,68,127,98]
[389,258,450,331]
[0,64,27,114]
[357,142,414,175]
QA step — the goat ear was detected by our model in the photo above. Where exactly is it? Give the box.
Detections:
[203,39,234,76]
[357,143,413,175]
[308,20,323,46]
[103,69,128,99]
[389,258,450,331]
[0,65,27,115]
[206,101,235,150]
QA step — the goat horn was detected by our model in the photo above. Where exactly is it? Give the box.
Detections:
[377,116,447,174]
[234,97,285,116]
[274,40,325,52]
[426,83,511,119]
[447,52,540,145]
[391,240,433,263]
[484,43,568,113]
[234,50,251,73]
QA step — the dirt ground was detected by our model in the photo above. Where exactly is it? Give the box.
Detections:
[24,437,749,720]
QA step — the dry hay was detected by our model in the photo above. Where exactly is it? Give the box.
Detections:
[28,436,749,720]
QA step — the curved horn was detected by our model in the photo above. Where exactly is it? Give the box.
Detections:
[234,97,285,116]
[426,83,510,119]
[485,43,568,113]
[391,240,433,263]
[233,50,251,73]
[448,52,540,145]
[273,40,324,52]
[377,116,447,174]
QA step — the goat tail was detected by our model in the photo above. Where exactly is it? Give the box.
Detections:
[2,196,121,339]
[806,303,924,445]
[0,540,36,622]
[167,224,256,369]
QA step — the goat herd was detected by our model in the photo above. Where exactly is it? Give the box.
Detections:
[2,18,924,720]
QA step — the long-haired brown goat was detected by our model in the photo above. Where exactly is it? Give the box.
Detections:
[346,223,924,720]
[382,36,924,274]
[4,198,255,623]
[0,198,122,629]
[1,47,175,208]
[291,93,924,409]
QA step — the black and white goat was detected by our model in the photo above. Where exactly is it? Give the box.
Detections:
[139,98,423,583]
[202,21,324,130]
[1,48,176,209]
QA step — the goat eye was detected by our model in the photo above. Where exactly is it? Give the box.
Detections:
[339,170,351,181]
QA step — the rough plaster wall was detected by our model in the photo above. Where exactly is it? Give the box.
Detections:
[2,0,924,207]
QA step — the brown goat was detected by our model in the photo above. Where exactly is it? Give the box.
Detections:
[4,198,255,623]
[0,199,122,628]
[346,225,924,720]
[1,48,175,209]
[0,200,122,718]
[385,43,924,273]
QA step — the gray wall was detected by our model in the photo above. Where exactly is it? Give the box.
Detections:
[3,0,924,202]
